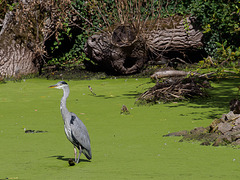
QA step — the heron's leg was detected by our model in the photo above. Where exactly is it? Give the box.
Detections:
[74,146,77,162]
[76,145,82,164]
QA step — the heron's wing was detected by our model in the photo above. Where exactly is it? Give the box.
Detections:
[69,112,91,151]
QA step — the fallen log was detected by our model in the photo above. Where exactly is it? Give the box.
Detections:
[150,70,191,79]
[85,15,204,74]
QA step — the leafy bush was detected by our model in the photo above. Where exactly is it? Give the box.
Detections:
[189,0,240,60]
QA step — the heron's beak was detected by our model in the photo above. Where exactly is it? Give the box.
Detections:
[48,84,57,88]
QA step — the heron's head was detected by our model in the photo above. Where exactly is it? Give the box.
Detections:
[48,81,68,89]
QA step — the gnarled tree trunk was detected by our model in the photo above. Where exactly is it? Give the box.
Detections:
[0,12,40,77]
[85,34,147,74]
[0,41,39,77]
[0,0,74,78]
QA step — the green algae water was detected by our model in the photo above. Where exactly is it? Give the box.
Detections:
[1,78,240,179]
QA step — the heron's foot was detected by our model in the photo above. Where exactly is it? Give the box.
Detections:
[75,159,80,164]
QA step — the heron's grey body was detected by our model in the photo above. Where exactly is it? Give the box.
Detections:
[49,81,92,163]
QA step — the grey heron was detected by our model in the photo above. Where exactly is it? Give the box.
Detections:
[49,81,92,163]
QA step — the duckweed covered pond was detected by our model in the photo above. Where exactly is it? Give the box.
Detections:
[1,78,240,179]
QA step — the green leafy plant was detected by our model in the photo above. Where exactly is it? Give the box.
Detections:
[189,0,240,59]
[215,41,240,66]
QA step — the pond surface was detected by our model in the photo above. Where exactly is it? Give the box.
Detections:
[1,78,240,179]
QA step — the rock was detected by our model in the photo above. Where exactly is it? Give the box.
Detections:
[212,137,223,146]
[232,139,240,146]
[217,122,233,134]
[182,132,218,142]
[212,136,230,146]
[209,118,223,133]
[227,131,240,141]
[232,125,240,131]
[234,118,240,125]
[163,130,189,137]
[225,111,236,121]
[222,135,233,143]
[204,133,219,142]
[220,114,227,121]
[190,127,207,134]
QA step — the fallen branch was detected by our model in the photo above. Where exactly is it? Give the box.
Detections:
[150,70,195,80]
[136,74,211,104]
[151,69,239,80]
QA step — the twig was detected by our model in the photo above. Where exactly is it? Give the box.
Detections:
[97,1,111,33]
[70,4,105,34]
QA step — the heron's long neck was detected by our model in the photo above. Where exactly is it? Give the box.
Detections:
[60,86,70,120]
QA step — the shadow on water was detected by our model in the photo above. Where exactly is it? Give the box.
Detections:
[49,155,91,163]
[122,90,142,99]
[87,94,121,99]
[170,79,239,107]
